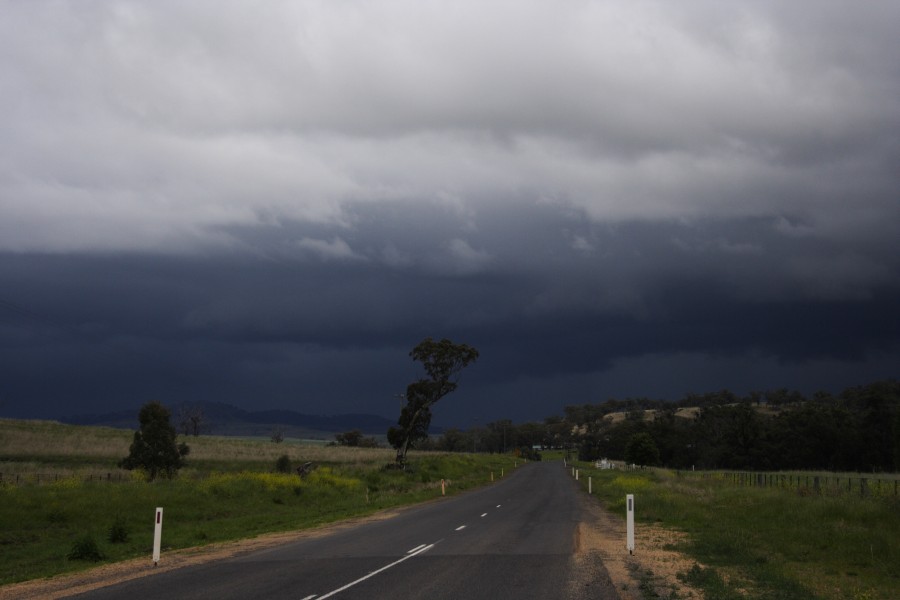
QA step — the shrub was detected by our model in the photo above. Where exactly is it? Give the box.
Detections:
[67,535,105,562]
[107,516,129,543]
[275,455,292,474]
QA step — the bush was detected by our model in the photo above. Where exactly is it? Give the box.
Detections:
[625,432,660,466]
[107,517,129,544]
[275,455,292,474]
[67,535,105,562]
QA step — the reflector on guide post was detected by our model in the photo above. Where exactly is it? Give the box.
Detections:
[153,507,163,565]
[626,494,635,554]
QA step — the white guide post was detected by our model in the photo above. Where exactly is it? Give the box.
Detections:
[626,495,635,554]
[153,507,163,565]
[589,476,592,494]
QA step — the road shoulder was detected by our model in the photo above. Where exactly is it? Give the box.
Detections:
[573,490,705,599]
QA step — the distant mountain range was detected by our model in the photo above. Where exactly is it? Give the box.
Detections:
[61,401,399,440]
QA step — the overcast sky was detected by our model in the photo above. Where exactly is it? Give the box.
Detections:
[1,1,898,427]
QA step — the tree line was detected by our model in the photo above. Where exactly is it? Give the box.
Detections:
[417,379,899,473]
[118,333,897,478]
[569,380,900,472]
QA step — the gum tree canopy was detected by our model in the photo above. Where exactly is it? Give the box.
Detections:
[389,337,479,468]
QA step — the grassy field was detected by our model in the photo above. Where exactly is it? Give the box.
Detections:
[6,421,897,598]
[0,419,519,586]
[569,459,900,600]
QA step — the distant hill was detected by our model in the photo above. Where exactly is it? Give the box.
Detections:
[60,401,398,439]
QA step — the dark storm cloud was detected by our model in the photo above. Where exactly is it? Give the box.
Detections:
[2,201,897,422]
[1,1,898,423]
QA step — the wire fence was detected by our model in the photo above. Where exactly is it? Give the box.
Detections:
[696,471,899,497]
[0,472,129,486]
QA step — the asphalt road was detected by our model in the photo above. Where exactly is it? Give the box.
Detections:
[70,461,618,599]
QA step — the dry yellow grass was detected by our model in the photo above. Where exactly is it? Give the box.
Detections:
[185,435,395,464]
[0,419,398,477]
[0,419,131,459]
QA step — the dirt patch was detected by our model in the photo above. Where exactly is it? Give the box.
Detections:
[575,497,705,599]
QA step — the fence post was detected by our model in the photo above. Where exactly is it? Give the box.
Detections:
[860,478,869,498]
[814,476,820,494]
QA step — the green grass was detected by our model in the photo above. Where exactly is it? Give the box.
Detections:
[0,419,519,586]
[571,462,900,600]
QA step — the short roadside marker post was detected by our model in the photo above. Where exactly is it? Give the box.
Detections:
[441,479,446,496]
[626,495,635,555]
[589,476,592,495]
[153,507,163,565]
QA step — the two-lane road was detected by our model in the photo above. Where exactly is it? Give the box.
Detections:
[71,461,618,599]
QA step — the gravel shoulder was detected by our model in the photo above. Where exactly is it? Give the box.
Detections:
[573,494,705,599]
